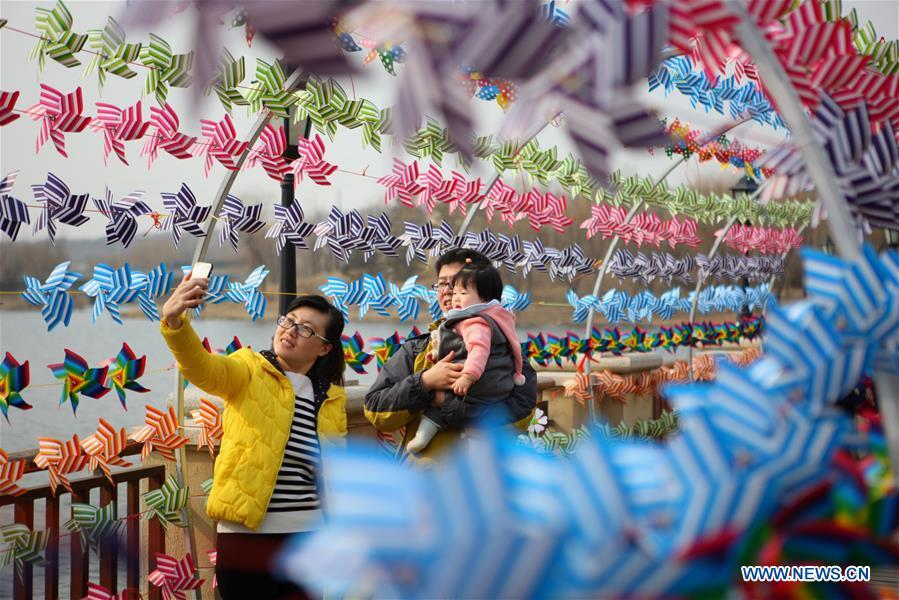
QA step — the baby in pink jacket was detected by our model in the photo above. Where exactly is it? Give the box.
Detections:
[406,262,525,454]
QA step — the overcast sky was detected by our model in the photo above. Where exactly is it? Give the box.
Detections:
[0,0,896,244]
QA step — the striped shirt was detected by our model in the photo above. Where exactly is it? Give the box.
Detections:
[217,368,323,535]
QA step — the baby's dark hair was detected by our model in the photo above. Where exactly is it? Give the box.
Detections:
[451,262,503,302]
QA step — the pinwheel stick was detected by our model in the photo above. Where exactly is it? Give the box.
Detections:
[686,180,768,380]
[173,68,308,588]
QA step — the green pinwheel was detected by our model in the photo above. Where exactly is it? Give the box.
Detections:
[84,17,141,91]
[140,34,193,105]
[65,502,122,552]
[0,524,49,583]
[143,475,190,528]
[208,49,249,113]
[244,58,293,118]
[31,0,87,70]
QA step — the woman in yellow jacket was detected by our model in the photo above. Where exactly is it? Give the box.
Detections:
[161,273,346,600]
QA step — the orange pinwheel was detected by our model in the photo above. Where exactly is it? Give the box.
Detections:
[190,398,223,458]
[34,435,88,496]
[0,448,26,497]
[81,418,132,485]
[130,406,189,462]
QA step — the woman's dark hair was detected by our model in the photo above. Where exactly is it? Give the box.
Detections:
[435,248,490,274]
[283,294,345,386]
[451,263,503,302]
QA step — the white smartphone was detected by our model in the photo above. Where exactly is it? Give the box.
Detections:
[189,262,214,280]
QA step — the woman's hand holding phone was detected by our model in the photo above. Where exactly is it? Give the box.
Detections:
[161,264,212,329]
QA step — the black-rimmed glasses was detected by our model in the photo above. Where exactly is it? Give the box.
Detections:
[277,316,330,344]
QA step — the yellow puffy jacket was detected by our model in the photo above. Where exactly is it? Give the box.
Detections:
[161,318,346,530]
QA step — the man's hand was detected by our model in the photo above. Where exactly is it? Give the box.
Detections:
[452,373,476,396]
[420,351,462,391]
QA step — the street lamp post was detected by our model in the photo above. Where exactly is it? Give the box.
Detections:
[279,109,312,316]
[732,176,758,320]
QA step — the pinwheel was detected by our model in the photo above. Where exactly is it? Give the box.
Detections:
[208,549,218,589]
[22,261,82,330]
[148,552,204,599]
[417,164,460,213]
[48,349,109,415]
[139,34,193,105]
[314,210,402,263]
[26,85,92,157]
[89,100,149,165]
[31,0,87,69]
[378,159,424,205]
[80,418,131,486]
[143,475,190,527]
[92,187,152,248]
[195,114,247,177]
[723,224,804,255]
[0,524,49,582]
[0,90,21,127]
[404,120,461,167]
[265,199,315,254]
[217,195,266,252]
[34,435,88,496]
[83,582,128,600]
[142,263,175,319]
[84,16,141,90]
[244,124,290,180]
[0,353,32,422]
[202,336,244,356]
[190,398,223,458]
[223,265,270,321]
[290,134,337,186]
[141,103,197,166]
[342,332,373,375]
[79,263,146,324]
[130,406,189,462]
[501,285,532,312]
[30,172,90,244]
[100,343,150,410]
[369,332,404,371]
[244,58,294,117]
[160,183,210,247]
[209,49,249,113]
[0,449,27,497]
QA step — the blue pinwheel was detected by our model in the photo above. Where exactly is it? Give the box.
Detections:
[22,261,82,330]
[224,266,270,321]
[501,285,531,312]
[79,263,144,324]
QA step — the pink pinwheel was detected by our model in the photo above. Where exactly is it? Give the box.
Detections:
[190,398,223,458]
[525,191,571,233]
[245,124,290,180]
[291,134,337,186]
[0,90,21,127]
[664,217,702,249]
[669,0,741,79]
[90,100,150,165]
[141,103,197,166]
[378,159,424,205]
[0,448,26,497]
[208,549,218,589]
[34,435,89,496]
[81,418,132,485]
[418,164,458,213]
[83,582,128,599]
[130,406,189,462]
[196,114,248,177]
[25,85,92,157]
[449,171,485,214]
[148,553,204,600]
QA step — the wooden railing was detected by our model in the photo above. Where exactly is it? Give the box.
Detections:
[3,443,166,600]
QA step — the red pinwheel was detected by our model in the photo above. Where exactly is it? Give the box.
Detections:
[0,448,27,497]
[190,398,223,458]
[196,114,248,177]
[148,553,204,600]
[141,103,197,166]
[291,134,337,186]
[34,435,89,496]
[81,418,132,485]
[25,85,92,157]
[130,406,189,462]
[90,100,150,165]
[245,124,290,180]
[0,90,21,127]
[83,582,128,600]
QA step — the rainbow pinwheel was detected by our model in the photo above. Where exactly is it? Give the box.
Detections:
[101,343,150,410]
[92,187,152,248]
[290,134,337,186]
[218,195,266,252]
[25,85,92,157]
[141,103,197,166]
[31,172,90,244]
[222,266,269,321]
[79,263,145,324]
[196,114,248,177]
[460,68,517,110]
[130,406,189,462]
[266,199,315,254]
[22,261,82,330]
[80,418,131,485]
[342,332,373,375]
[160,183,210,247]
[34,435,88,496]
[89,100,150,165]
[0,170,29,242]
[191,398,223,458]
[0,352,31,422]
[202,336,244,356]
[48,349,109,415]
[0,90,21,127]
[148,552,204,599]
[369,332,404,371]
[0,449,27,497]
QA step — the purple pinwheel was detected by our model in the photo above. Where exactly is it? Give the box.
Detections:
[161,183,210,247]
[0,171,29,241]
[93,187,152,248]
[218,194,265,252]
[31,173,90,245]
[265,199,315,255]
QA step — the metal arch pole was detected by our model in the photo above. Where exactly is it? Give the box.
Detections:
[174,69,308,589]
